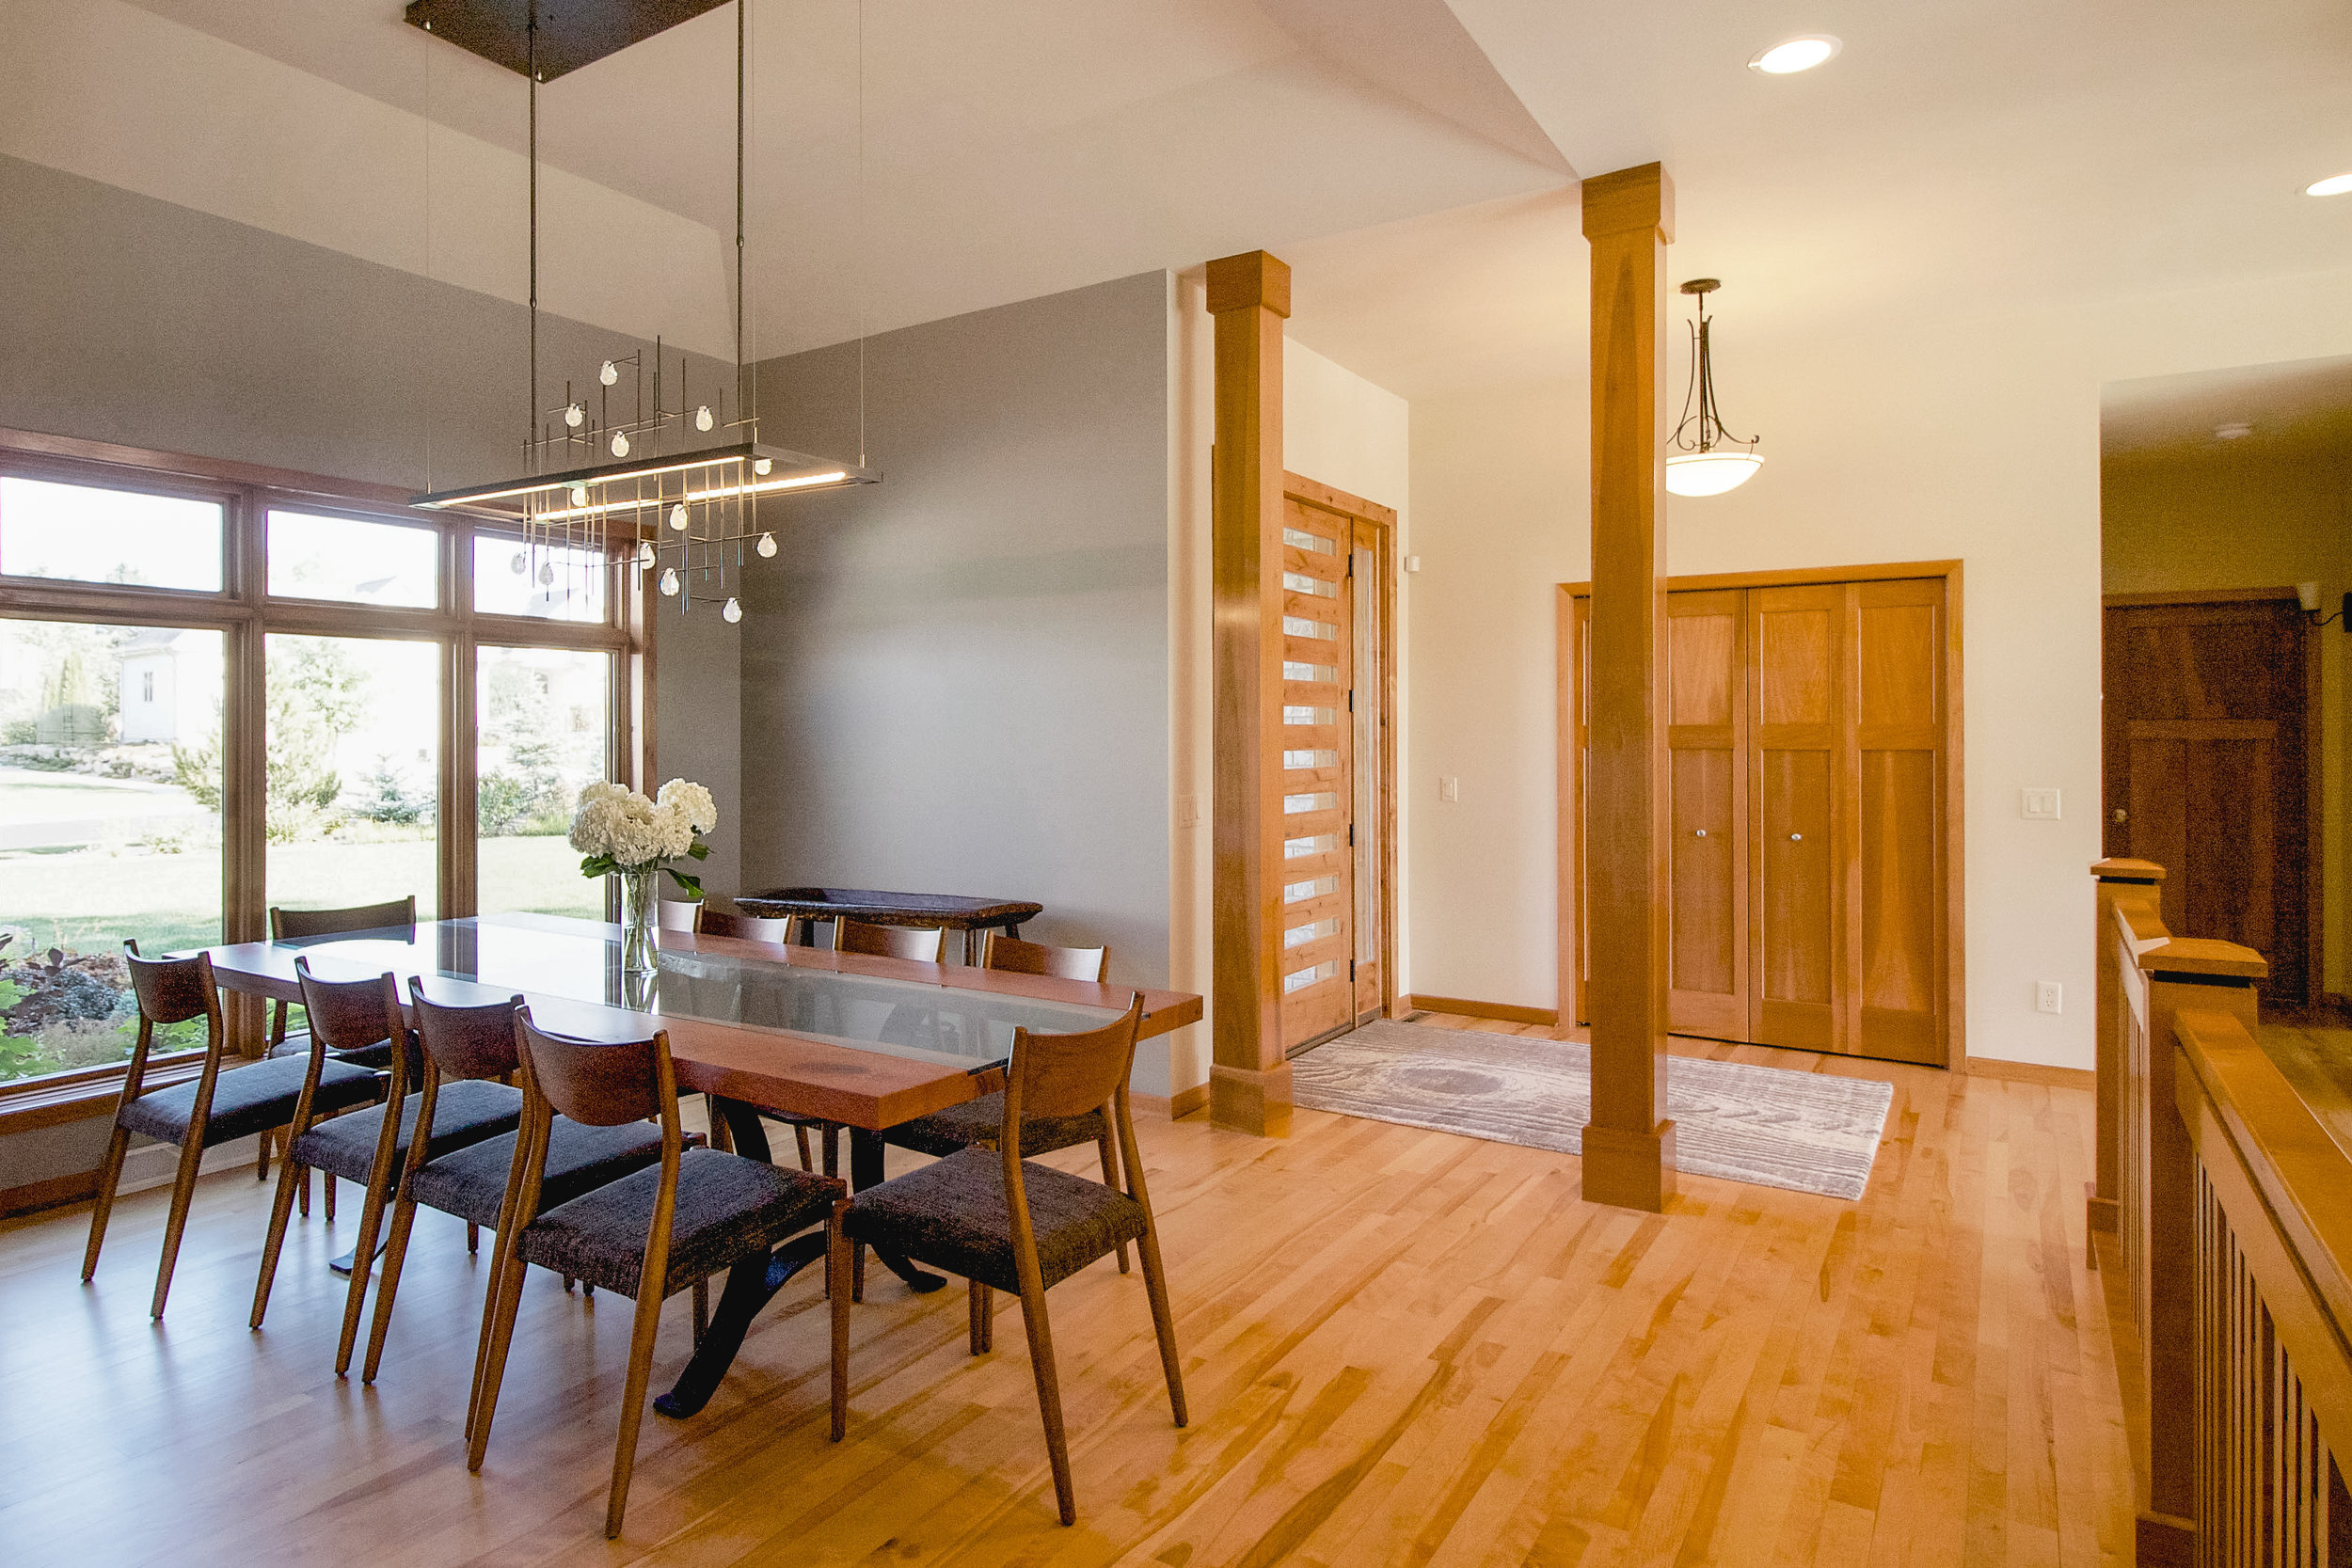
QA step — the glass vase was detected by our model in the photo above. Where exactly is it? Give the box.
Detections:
[617,866,660,976]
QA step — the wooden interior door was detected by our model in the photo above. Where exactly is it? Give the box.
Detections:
[1853,579,1947,1063]
[2104,597,2310,1006]
[1665,590,1748,1038]
[1749,583,1847,1052]
[1276,493,1355,1049]
[1348,519,1387,1024]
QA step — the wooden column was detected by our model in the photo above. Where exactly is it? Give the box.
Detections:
[1580,166,1675,1211]
[2087,857,2164,1259]
[1206,249,1293,1137]
[2136,935,2265,1566]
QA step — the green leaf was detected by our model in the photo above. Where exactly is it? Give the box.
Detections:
[665,868,705,900]
[687,841,711,861]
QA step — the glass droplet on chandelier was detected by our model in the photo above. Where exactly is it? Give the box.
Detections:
[722,596,742,623]
[658,567,679,596]
[755,531,777,558]
[668,503,689,531]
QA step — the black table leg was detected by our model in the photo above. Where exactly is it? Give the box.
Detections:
[850,1129,946,1294]
[653,1232,829,1418]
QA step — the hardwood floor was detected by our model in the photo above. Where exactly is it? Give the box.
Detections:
[0,1018,2131,1565]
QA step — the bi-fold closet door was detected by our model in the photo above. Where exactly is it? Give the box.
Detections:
[1584,576,1949,1067]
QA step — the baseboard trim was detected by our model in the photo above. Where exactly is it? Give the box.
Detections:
[0,1134,261,1223]
[1132,1084,1211,1120]
[0,1169,100,1221]
[1965,1057,2094,1090]
[1406,994,1561,1027]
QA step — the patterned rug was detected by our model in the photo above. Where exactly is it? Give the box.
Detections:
[1291,1021,1895,1201]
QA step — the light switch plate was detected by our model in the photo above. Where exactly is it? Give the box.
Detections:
[2022,788,2061,819]
[1438,776,1459,802]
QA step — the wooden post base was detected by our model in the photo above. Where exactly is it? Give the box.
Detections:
[1210,1062,1294,1138]
[2084,1181,2119,1270]
[2134,1511,2193,1567]
[1580,1120,1676,1212]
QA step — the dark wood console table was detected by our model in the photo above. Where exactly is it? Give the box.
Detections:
[733,887,1044,965]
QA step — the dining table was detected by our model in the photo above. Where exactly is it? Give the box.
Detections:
[198,911,1202,1418]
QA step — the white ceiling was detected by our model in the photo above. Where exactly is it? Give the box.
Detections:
[2103,355,2352,463]
[60,0,2352,399]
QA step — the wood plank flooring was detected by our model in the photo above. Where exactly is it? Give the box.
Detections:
[0,1018,2131,1566]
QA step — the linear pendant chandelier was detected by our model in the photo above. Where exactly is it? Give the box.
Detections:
[408,1,876,619]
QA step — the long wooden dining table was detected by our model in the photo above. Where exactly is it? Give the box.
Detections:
[199,911,1201,1416]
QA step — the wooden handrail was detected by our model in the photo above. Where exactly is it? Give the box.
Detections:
[2169,1006,2352,1562]
[2089,859,2166,1255]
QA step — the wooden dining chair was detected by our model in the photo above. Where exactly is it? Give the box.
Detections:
[882,936,1128,1272]
[833,918,944,962]
[978,932,1108,982]
[697,907,800,943]
[258,895,419,1198]
[832,994,1182,1526]
[361,981,679,1386]
[82,944,375,1319]
[249,958,523,1377]
[469,1008,847,1540]
[686,905,819,1169]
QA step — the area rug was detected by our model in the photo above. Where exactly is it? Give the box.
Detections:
[1290,1021,1895,1201]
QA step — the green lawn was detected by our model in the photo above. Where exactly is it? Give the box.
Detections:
[0,833,600,959]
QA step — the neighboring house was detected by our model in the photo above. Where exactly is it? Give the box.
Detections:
[114,628,214,746]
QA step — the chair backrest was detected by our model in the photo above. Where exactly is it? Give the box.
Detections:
[293,956,405,1064]
[513,1007,671,1130]
[834,918,943,962]
[122,942,220,1027]
[1003,993,1146,1126]
[271,895,417,942]
[697,907,798,942]
[408,979,526,1083]
[658,898,702,933]
[982,932,1108,983]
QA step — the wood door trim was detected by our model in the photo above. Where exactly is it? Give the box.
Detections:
[1280,472,1399,1027]
[1560,559,1963,598]
[2102,585,2300,608]
[1560,560,1964,1069]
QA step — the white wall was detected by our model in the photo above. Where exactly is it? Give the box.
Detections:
[1406,263,2352,1070]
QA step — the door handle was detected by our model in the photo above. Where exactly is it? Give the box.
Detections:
[1788,832,1804,842]
[1693,829,1708,837]
[2112,808,2127,824]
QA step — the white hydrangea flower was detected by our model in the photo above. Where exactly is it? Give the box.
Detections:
[656,779,717,834]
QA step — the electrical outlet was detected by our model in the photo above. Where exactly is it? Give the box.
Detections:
[2035,980,2063,1015]
[1406,554,1422,573]
[2022,788,2061,819]
[1438,776,1459,802]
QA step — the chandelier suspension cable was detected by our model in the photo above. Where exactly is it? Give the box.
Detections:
[735,0,746,428]
[857,0,867,468]
[527,4,539,475]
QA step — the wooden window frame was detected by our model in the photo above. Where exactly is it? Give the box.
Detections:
[0,427,652,1126]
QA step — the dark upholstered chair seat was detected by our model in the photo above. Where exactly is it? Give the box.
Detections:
[516,1148,835,1298]
[292,1080,523,1182]
[119,1054,380,1148]
[408,1117,671,1229]
[845,1148,1148,1295]
[881,1091,1105,1160]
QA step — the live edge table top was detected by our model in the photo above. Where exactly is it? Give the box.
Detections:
[198,913,1200,1132]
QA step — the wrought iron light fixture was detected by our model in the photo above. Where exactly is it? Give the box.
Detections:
[409,1,875,613]
[1665,278,1763,498]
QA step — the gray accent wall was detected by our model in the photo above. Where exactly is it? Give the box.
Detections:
[736,273,1172,1001]
[0,153,729,493]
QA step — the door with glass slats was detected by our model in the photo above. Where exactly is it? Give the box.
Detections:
[1277,494,1354,1049]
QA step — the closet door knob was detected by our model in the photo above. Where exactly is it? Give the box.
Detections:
[1788,832,1804,842]
[1692,829,1708,838]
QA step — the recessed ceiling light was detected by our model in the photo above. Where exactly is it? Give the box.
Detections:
[2306,173,2352,197]
[1749,35,1842,73]
[2216,422,2254,440]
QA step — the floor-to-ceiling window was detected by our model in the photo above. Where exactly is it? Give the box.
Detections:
[0,447,643,1090]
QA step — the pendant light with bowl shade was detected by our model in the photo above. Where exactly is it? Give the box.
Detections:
[1665,279,1763,498]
